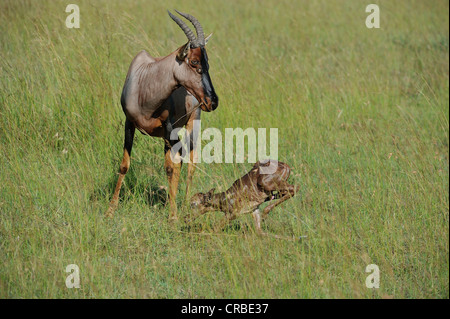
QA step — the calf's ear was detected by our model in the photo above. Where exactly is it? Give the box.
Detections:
[207,188,216,199]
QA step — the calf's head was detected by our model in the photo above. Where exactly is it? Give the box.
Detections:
[190,188,216,212]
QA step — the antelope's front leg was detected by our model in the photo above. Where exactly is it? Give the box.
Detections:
[184,113,200,204]
[164,147,182,221]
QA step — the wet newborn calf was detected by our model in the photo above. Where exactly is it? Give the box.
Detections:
[188,160,299,235]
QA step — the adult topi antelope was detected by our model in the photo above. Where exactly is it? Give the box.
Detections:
[106,10,219,220]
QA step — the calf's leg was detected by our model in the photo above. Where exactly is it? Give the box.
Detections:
[262,184,298,220]
[252,208,266,235]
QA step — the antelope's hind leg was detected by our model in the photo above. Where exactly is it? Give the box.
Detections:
[106,119,136,218]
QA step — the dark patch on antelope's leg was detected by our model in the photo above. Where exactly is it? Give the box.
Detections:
[106,119,135,218]
[164,94,175,142]
[164,121,174,141]
[164,145,182,221]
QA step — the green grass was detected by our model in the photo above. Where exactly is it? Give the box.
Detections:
[0,0,448,298]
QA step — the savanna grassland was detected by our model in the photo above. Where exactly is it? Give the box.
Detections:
[0,0,448,298]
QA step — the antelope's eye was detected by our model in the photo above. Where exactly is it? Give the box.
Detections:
[191,60,199,66]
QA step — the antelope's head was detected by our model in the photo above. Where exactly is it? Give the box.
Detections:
[169,10,219,112]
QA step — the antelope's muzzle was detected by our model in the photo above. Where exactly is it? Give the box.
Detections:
[201,94,218,112]
[201,70,218,112]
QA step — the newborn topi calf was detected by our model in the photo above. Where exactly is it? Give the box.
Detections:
[188,160,299,235]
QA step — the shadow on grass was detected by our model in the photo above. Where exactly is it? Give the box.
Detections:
[92,164,167,207]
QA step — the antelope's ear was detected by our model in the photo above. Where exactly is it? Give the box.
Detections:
[205,33,213,45]
[177,41,190,61]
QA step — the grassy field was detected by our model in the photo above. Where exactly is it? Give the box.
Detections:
[0,0,448,298]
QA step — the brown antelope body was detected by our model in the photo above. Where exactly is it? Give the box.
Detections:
[106,10,219,220]
[188,160,299,235]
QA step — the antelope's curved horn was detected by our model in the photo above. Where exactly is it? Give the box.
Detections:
[168,10,197,45]
[174,10,205,46]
